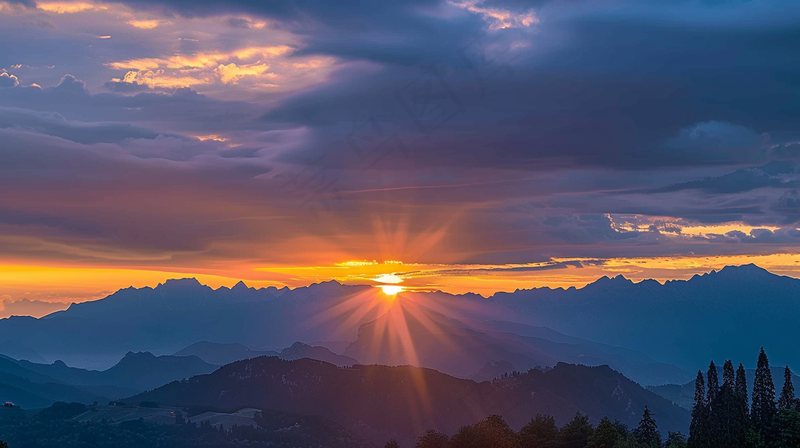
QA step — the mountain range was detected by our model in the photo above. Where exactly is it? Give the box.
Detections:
[0,351,216,408]
[0,264,795,387]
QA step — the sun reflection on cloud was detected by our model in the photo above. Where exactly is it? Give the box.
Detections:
[126,19,161,29]
[379,284,405,296]
[37,2,105,14]
[374,273,403,284]
[449,0,538,30]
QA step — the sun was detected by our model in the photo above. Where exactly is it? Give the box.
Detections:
[378,285,405,296]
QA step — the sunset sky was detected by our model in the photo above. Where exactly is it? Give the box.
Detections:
[2,0,800,317]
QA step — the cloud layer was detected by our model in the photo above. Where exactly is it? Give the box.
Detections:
[1,0,800,303]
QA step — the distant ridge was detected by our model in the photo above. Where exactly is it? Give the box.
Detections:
[0,264,798,377]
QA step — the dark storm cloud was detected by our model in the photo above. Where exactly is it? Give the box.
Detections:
[0,106,166,144]
[653,161,800,194]
[240,0,800,174]
[0,77,265,136]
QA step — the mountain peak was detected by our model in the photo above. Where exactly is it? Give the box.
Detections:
[232,280,250,291]
[120,351,157,362]
[711,264,773,278]
[158,278,204,289]
[585,274,633,289]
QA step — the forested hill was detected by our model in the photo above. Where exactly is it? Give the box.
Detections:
[129,357,690,446]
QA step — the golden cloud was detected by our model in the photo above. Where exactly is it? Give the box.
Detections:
[215,62,275,84]
[37,1,106,14]
[126,19,161,29]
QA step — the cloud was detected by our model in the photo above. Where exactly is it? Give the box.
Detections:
[0,72,19,88]
[214,62,275,84]
[225,17,265,29]
[2,0,800,288]
[126,19,160,28]
[654,161,800,194]
[52,74,89,95]
[36,1,106,14]
[449,0,537,30]
[0,105,166,144]
[0,297,67,318]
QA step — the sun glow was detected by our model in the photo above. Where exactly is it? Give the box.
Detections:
[379,284,405,296]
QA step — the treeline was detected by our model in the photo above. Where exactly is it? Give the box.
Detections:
[386,407,686,448]
[0,403,373,448]
[689,347,800,448]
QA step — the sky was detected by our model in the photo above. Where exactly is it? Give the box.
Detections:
[2,0,800,317]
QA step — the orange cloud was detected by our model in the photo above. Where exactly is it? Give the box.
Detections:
[126,19,161,29]
[37,1,106,14]
[215,62,275,84]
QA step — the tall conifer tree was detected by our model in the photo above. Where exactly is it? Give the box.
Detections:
[752,347,777,440]
[735,363,748,411]
[705,361,720,445]
[713,360,737,448]
[707,361,720,406]
[722,360,735,388]
[779,366,796,411]
[689,370,707,448]
[633,406,661,448]
[733,362,751,446]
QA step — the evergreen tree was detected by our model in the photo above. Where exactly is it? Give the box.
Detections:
[712,360,737,448]
[587,417,618,448]
[688,370,707,448]
[520,414,559,448]
[722,360,735,388]
[735,363,749,412]
[751,347,777,441]
[706,361,720,447]
[384,440,401,448]
[778,366,796,411]
[632,406,661,448]
[706,361,719,406]
[732,363,751,447]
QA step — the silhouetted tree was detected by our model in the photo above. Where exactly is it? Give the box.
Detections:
[735,363,749,412]
[705,361,721,446]
[632,406,660,448]
[706,361,719,407]
[688,370,708,448]
[586,417,618,448]
[778,366,796,411]
[520,414,559,448]
[751,348,776,441]
[450,414,521,448]
[384,440,401,448]
[722,360,735,388]
[416,429,449,448]
[556,413,593,448]
[664,431,688,448]
[710,360,738,448]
